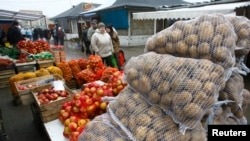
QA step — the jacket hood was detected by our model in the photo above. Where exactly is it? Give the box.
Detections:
[95,29,106,34]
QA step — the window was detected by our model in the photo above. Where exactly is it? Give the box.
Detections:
[71,20,78,33]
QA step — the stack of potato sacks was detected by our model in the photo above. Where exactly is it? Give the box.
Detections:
[79,14,250,141]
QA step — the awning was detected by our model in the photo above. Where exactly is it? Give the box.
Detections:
[79,0,116,17]
[0,9,45,21]
[133,2,250,20]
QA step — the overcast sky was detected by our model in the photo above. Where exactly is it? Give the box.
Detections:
[0,0,209,18]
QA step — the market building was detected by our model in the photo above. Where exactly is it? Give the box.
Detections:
[52,0,189,46]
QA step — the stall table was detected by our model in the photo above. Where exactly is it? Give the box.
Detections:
[43,119,68,141]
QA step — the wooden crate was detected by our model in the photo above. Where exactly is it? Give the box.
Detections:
[15,61,36,73]
[31,84,73,123]
[37,60,55,69]
[64,78,78,90]
[19,93,35,106]
[0,69,16,88]
[15,74,64,95]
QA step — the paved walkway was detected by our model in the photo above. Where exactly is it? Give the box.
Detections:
[62,41,145,61]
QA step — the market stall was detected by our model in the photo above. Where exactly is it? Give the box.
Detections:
[1,13,250,141]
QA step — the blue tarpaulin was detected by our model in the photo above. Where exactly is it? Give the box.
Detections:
[99,9,128,29]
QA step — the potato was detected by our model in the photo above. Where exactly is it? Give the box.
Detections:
[155,46,167,54]
[145,130,157,141]
[173,20,185,29]
[211,34,223,46]
[185,34,198,45]
[125,99,137,111]
[148,90,161,103]
[215,24,231,37]
[176,41,189,56]
[155,33,166,47]
[135,114,152,126]
[164,128,190,141]
[125,68,139,81]
[156,81,171,94]
[147,105,164,118]
[95,136,109,141]
[223,36,235,48]
[190,123,207,141]
[198,96,215,108]
[213,46,229,62]
[115,107,127,119]
[134,126,148,141]
[172,91,193,106]
[153,116,177,132]
[114,138,127,141]
[183,103,203,118]
[160,92,175,110]
[238,28,249,38]
[169,29,183,41]
[136,75,151,94]
[203,81,215,94]
[198,42,210,55]
[145,36,156,52]
[184,79,202,92]
[165,42,176,54]
[189,45,198,58]
[128,117,136,130]
[198,21,214,41]
[120,118,128,127]
[183,23,195,35]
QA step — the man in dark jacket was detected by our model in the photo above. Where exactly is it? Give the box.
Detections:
[7,21,24,47]
[0,26,6,47]
[82,25,91,55]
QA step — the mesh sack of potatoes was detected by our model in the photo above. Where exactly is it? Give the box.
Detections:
[78,113,131,141]
[211,104,247,125]
[226,15,250,74]
[234,57,250,75]
[124,52,226,131]
[145,13,237,70]
[226,15,250,56]
[241,89,250,114]
[218,71,245,119]
[108,87,207,140]
[218,71,244,104]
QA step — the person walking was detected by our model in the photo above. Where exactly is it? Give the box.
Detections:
[43,28,51,44]
[26,28,33,40]
[0,26,6,47]
[91,22,114,67]
[87,19,98,54]
[58,27,65,45]
[81,24,91,56]
[7,21,24,47]
[51,25,58,45]
[33,28,39,41]
[106,24,121,70]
